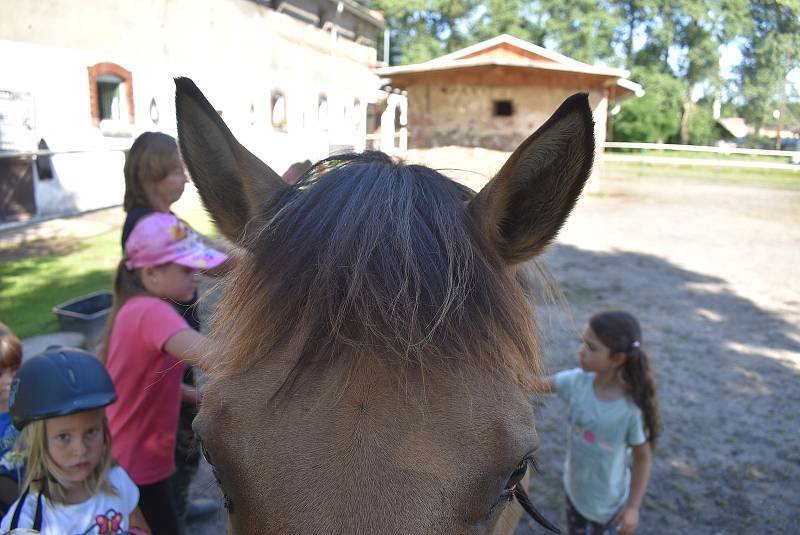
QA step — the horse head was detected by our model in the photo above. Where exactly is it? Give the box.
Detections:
[175,77,594,534]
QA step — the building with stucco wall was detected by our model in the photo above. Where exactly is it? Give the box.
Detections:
[0,0,406,223]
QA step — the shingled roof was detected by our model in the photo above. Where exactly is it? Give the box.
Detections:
[377,34,643,99]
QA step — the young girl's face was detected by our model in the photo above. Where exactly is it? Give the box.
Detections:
[46,408,105,487]
[143,262,200,302]
[148,164,189,208]
[578,324,620,373]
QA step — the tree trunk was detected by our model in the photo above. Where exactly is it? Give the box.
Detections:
[776,68,787,150]
[680,95,693,145]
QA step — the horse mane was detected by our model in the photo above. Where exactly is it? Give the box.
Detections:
[206,151,544,389]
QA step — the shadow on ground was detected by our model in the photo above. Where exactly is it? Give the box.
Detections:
[515,243,800,535]
[0,237,85,262]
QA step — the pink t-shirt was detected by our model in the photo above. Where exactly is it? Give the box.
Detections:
[105,295,189,485]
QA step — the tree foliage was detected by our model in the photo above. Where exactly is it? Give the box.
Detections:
[612,67,685,143]
[737,0,800,135]
[365,0,482,65]
[363,0,799,145]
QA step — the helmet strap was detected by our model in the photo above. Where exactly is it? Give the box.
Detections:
[9,485,43,531]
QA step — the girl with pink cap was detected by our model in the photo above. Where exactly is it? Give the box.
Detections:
[101,212,227,534]
[121,131,226,525]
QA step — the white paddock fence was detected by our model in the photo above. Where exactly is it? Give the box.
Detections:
[603,142,800,172]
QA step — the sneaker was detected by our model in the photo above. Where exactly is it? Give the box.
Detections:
[184,498,219,520]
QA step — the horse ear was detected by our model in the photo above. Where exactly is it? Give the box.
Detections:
[174,77,288,244]
[469,93,595,264]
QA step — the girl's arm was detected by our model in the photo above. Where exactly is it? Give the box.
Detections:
[163,328,211,371]
[129,506,152,534]
[614,441,652,535]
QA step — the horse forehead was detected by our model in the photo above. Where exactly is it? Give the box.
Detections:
[201,356,535,456]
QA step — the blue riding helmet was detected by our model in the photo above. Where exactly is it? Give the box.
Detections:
[9,347,117,431]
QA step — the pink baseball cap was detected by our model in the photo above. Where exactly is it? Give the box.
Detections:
[125,213,227,270]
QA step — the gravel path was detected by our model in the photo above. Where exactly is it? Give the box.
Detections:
[515,168,800,534]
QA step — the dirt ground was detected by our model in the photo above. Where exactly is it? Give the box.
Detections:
[164,147,800,534]
[412,148,800,535]
[516,164,799,534]
[7,147,798,533]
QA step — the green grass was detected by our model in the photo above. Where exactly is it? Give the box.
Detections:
[0,206,216,339]
[604,160,800,188]
[0,231,118,338]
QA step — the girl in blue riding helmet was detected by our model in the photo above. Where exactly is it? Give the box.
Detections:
[0,347,150,534]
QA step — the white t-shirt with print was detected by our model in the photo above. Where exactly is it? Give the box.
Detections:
[0,466,139,534]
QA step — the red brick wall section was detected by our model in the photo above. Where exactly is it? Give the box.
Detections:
[87,62,135,126]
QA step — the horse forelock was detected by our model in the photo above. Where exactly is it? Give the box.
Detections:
[206,152,545,390]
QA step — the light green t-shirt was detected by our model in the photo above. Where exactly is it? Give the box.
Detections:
[555,368,647,524]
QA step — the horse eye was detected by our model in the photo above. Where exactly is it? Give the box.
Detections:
[508,457,560,534]
[504,458,531,491]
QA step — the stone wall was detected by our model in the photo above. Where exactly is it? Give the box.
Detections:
[407,84,606,152]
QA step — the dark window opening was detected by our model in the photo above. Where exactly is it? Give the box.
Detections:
[97,75,123,121]
[366,102,381,133]
[394,106,402,131]
[36,139,54,181]
[493,100,514,117]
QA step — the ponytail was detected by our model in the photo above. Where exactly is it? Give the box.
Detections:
[99,260,148,362]
[589,311,662,449]
[620,345,661,449]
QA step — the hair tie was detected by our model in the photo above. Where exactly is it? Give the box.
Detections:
[630,340,641,350]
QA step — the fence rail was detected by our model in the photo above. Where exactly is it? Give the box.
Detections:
[604,141,800,159]
[604,154,800,171]
[0,147,130,160]
[603,141,800,173]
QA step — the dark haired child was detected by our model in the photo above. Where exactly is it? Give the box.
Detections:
[542,311,661,535]
[0,322,24,514]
